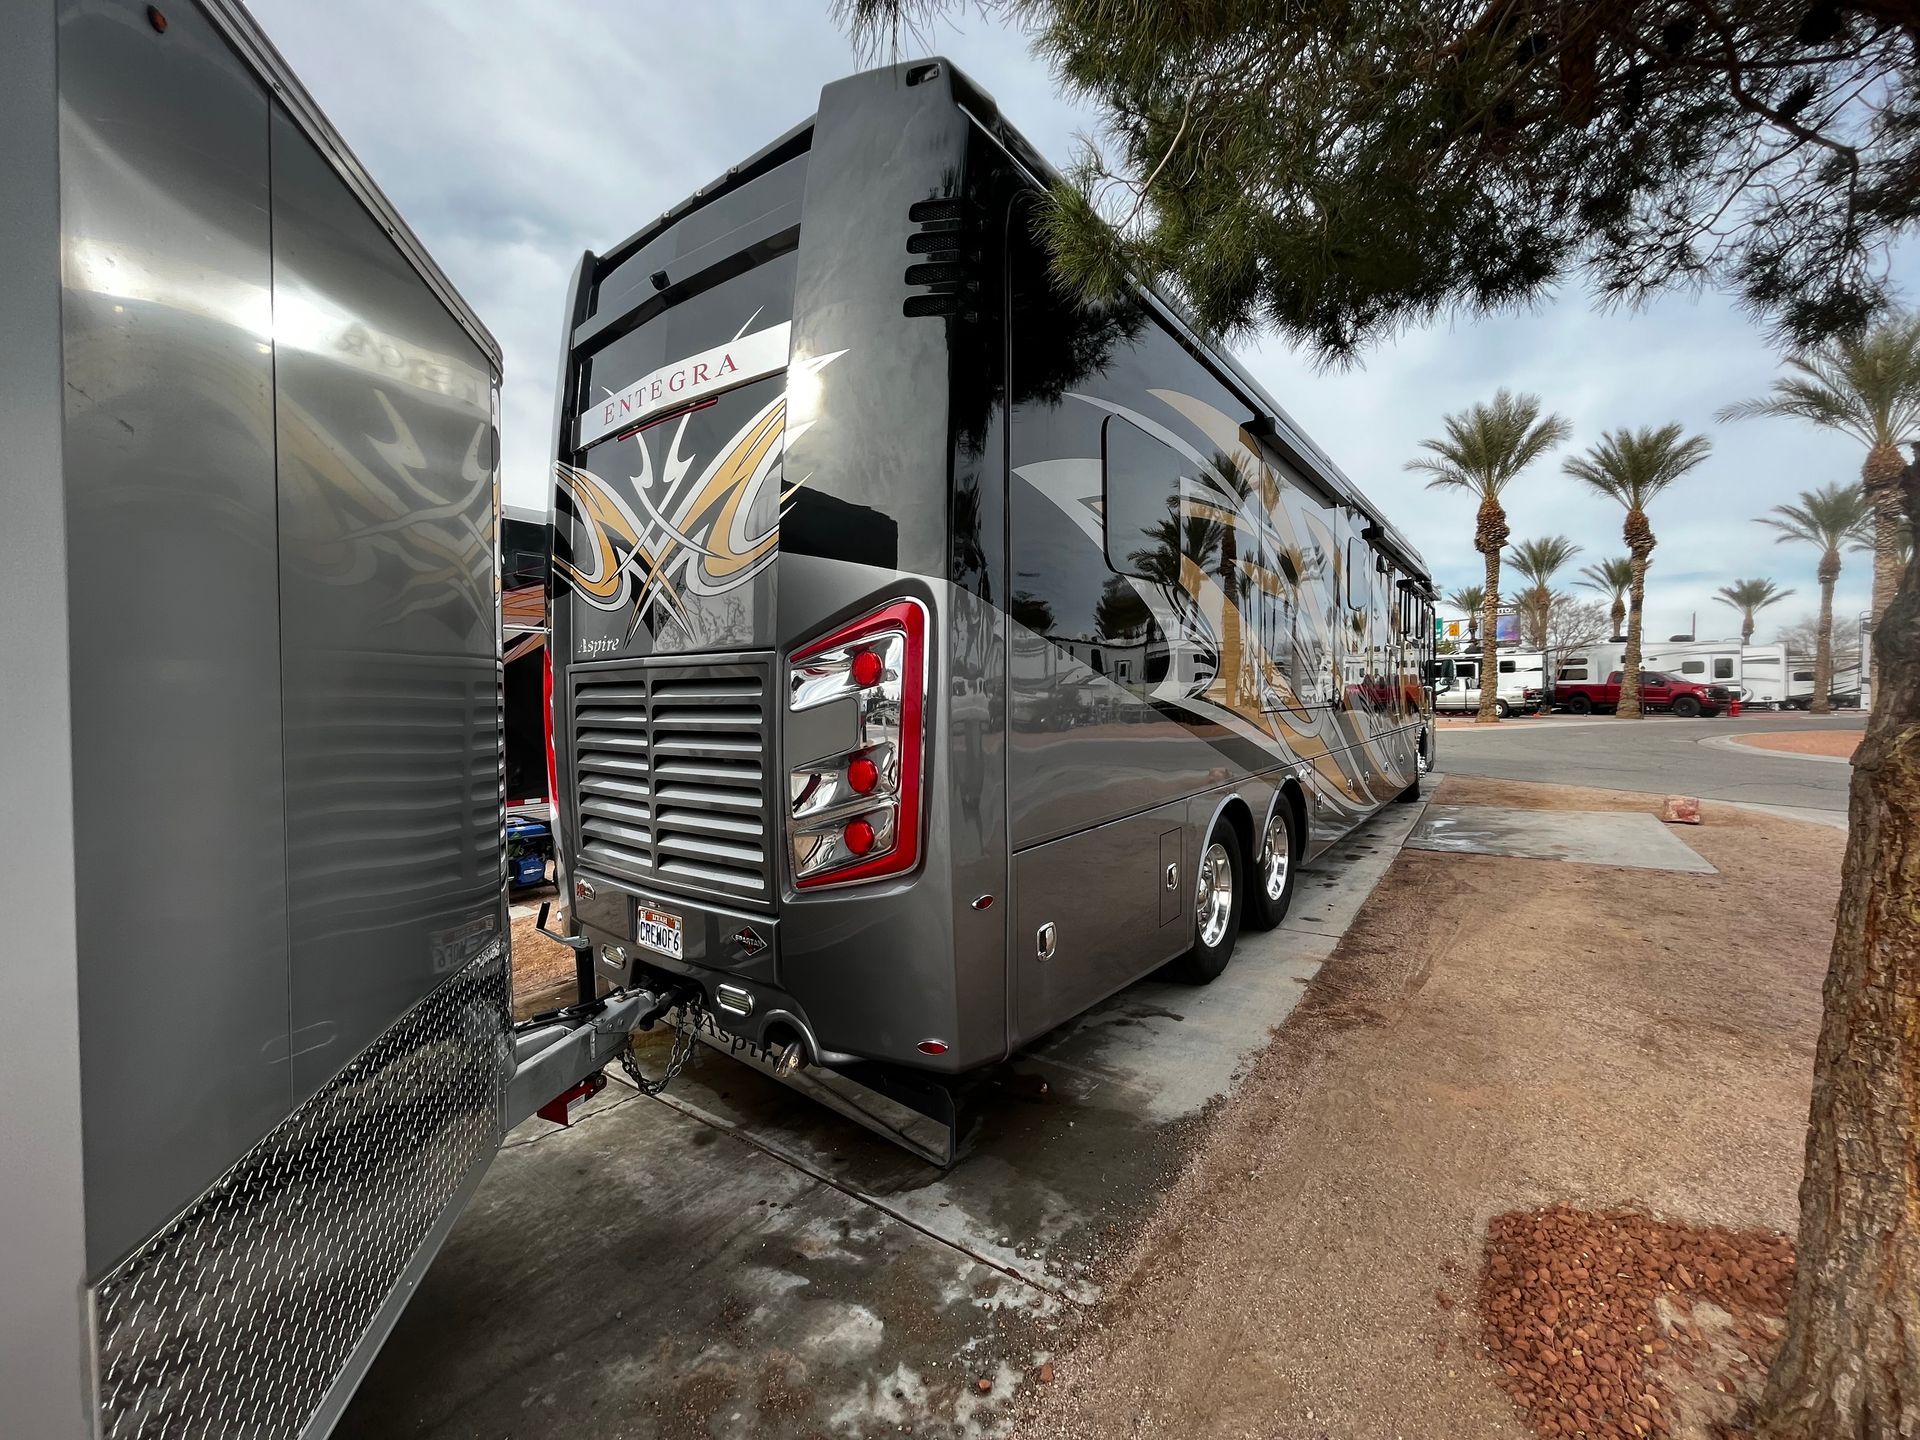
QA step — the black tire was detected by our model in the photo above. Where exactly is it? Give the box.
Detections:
[1567,694,1593,715]
[1244,801,1301,931]
[1672,694,1701,718]
[1494,698,1512,719]
[1167,820,1244,982]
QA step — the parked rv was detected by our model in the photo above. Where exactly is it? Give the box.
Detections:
[1785,659,1864,709]
[545,58,1437,1162]
[8,7,623,1436]
[1429,650,1550,717]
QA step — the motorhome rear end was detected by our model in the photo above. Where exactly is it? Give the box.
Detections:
[548,60,1435,1147]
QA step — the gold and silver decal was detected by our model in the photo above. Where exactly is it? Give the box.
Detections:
[556,327,846,638]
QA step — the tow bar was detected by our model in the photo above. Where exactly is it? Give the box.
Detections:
[505,979,694,1130]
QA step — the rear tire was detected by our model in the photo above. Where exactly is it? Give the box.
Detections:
[1673,695,1701,718]
[1567,694,1593,715]
[1494,698,1512,719]
[1243,803,1300,932]
[1168,823,1243,982]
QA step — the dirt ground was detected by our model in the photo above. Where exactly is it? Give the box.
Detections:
[1014,775,1843,1440]
[1730,729,1859,759]
[509,896,577,1020]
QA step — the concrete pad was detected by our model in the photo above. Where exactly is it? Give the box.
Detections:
[338,798,1427,1440]
[1407,804,1717,874]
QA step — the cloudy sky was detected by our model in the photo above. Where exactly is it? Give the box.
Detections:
[254,0,1910,648]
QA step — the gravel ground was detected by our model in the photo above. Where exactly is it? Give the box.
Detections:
[1728,730,1859,759]
[1013,775,1841,1440]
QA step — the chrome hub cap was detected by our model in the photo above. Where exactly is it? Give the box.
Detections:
[1259,814,1291,902]
[1196,840,1234,948]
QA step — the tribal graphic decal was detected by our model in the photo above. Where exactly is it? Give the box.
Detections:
[1018,387,1421,816]
[554,346,846,639]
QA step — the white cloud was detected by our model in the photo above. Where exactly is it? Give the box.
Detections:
[252,0,1905,648]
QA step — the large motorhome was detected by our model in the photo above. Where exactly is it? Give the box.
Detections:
[546,60,1436,1156]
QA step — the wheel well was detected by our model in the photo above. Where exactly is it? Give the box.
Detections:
[1216,796,1255,873]
[1279,780,1308,856]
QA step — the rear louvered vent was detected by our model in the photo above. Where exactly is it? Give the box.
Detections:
[903,197,974,319]
[571,656,774,906]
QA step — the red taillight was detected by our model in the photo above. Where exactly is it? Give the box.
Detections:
[787,598,928,888]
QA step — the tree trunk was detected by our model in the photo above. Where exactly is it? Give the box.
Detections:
[1754,463,1920,1438]
[1864,440,1906,628]
[1480,548,1503,723]
[1742,613,1755,644]
[1611,596,1625,641]
[1812,552,1838,717]
[1475,496,1508,724]
[1618,509,1654,719]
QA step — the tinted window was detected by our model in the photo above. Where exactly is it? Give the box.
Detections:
[1714,658,1735,679]
[1498,660,1516,674]
[1561,666,1588,680]
[1680,660,1706,674]
[1103,415,1185,580]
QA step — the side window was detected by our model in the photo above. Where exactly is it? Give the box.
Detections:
[1680,660,1706,675]
[1103,416,1184,580]
[1346,537,1365,608]
[1561,666,1589,681]
[1498,660,1516,674]
[1713,658,1734,679]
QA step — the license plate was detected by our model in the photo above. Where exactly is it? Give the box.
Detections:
[635,905,683,960]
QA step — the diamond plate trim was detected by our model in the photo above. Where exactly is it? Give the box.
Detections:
[92,942,510,1440]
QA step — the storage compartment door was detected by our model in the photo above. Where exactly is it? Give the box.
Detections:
[1012,801,1189,1046]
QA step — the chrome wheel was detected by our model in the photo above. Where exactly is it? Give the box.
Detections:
[1258,814,1291,902]
[1196,840,1234,949]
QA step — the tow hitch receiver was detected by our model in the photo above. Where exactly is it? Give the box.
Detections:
[535,1071,606,1127]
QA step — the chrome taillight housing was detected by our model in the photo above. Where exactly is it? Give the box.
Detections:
[787,598,927,888]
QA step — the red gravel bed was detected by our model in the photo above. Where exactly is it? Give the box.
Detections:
[1479,1205,1794,1439]
[1728,730,1859,759]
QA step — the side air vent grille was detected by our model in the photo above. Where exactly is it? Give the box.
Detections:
[570,655,774,907]
[903,197,977,320]
[907,229,960,254]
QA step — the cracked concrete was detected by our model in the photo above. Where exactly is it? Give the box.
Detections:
[337,797,1424,1440]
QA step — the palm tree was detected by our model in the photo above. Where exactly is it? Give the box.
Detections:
[1718,314,1920,640]
[1714,578,1796,644]
[1408,391,1571,722]
[1506,536,1582,648]
[1445,584,1484,644]
[1562,423,1713,718]
[1760,482,1872,714]
[1575,557,1634,641]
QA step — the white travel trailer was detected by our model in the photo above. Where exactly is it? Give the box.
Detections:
[1558,639,1779,704]
[1430,649,1550,717]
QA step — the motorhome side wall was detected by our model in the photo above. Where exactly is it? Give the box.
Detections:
[7,4,507,1435]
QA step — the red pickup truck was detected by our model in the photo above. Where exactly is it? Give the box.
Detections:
[1555,670,1729,718]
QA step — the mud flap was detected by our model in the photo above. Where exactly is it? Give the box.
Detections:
[688,1022,964,1168]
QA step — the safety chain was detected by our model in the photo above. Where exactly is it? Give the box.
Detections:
[618,992,704,1097]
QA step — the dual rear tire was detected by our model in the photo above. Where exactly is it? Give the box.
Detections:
[1169,803,1299,983]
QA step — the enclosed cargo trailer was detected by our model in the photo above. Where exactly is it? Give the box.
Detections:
[2,4,631,1435]
[546,59,1438,1161]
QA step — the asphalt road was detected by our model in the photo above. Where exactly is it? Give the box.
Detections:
[1434,712,1863,822]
